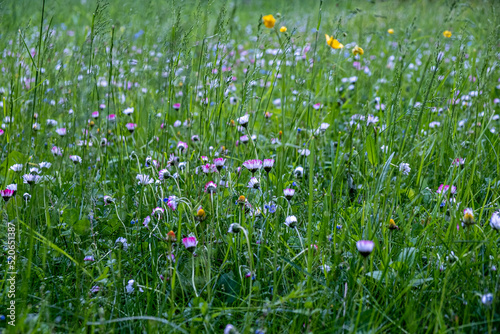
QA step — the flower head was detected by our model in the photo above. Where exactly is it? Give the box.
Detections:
[69,155,82,164]
[182,236,198,252]
[387,28,394,34]
[284,188,295,200]
[399,163,411,176]
[166,230,177,242]
[167,196,178,211]
[437,184,457,195]
[443,30,452,38]
[352,45,364,56]
[280,26,287,32]
[247,177,260,189]
[325,34,344,49]
[196,207,207,221]
[243,159,262,174]
[284,215,298,228]
[262,15,276,28]
[356,240,374,257]
[463,208,475,225]
[263,159,274,173]
[490,212,500,230]
[204,181,217,193]
[136,174,154,185]
[228,223,242,234]
[125,123,137,133]
[1,189,14,202]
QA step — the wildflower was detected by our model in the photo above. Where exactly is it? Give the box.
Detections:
[237,195,247,205]
[92,111,99,118]
[299,149,310,157]
[126,279,135,293]
[325,34,344,49]
[10,164,23,172]
[490,212,500,230]
[159,169,172,181]
[247,177,260,189]
[143,216,151,228]
[125,123,137,133]
[204,181,217,193]
[56,128,67,136]
[284,215,298,228]
[69,155,82,164]
[280,26,287,32]
[356,240,374,257]
[103,195,114,205]
[182,236,198,252]
[123,107,134,115]
[84,255,95,261]
[152,207,165,219]
[284,188,295,200]
[387,28,394,34]
[263,159,274,172]
[463,208,475,225]
[237,114,250,128]
[226,223,242,235]
[166,230,177,242]
[108,114,116,121]
[136,174,154,185]
[294,166,304,178]
[352,45,364,56]
[115,237,129,251]
[173,103,181,110]
[388,219,399,230]
[366,115,379,126]
[243,159,262,174]
[262,15,276,28]
[443,30,452,38]
[51,146,62,156]
[191,135,200,142]
[451,158,465,167]
[399,163,411,176]
[167,196,178,210]
[23,193,31,201]
[481,293,493,306]
[1,189,14,202]
[167,154,180,167]
[90,286,100,294]
[23,174,40,185]
[195,207,207,221]
[38,162,51,170]
[177,141,188,153]
[437,184,456,195]
[213,158,226,171]
[202,164,217,174]
[6,184,17,195]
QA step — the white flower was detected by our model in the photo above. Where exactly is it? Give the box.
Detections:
[247,177,260,189]
[237,114,249,127]
[490,212,500,230]
[294,166,304,177]
[39,162,52,169]
[10,164,23,172]
[399,163,411,175]
[284,215,298,228]
[123,107,134,115]
[136,174,154,185]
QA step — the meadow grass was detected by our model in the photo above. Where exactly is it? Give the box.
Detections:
[1,0,500,332]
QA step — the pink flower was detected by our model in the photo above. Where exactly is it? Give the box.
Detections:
[204,181,217,193]
[437,184,457,195]
[1,189,15,202]
[108,114,117,121]
[92,111,99,118]
[173,103,181,110]
[243,159,262,174]
[182,236,198,251]
[125,123,137,133]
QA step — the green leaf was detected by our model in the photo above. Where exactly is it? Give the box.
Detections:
[73,219,90,235]
[366,135,378,166]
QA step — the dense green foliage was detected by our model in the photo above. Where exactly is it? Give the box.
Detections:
[1,0,500,332]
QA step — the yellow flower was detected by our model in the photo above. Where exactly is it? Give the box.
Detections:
[443,30,452,38]
[262,15,276,29]
[280,26,287,33]
[352,45,364,56]
[387,28,394,34]
[325,34,344,49]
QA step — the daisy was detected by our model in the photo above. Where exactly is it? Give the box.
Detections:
[437,184,456,195]
[228,223,242,234]
[92,111,99,118]
[159,169,171,180]
[182,236,198,252]
[39,162,52,169]
[107,114,116,121]
[491,212,500,230]
[202,164,217,174]
[69,155,82,164]
[173,103,181,110]
[284,188,295,200]
[103,195,114,205]
[6,184,17,195]
[204,181,217,193]
[10,164,23,172]
[356,240,374,257]
[1,189,14,202]
[243,159,262,174]
[263,159,274,172]
[463,208,474,225]
[247,177,260,189]
[213,158,226,171]
[125,123,137,133]
[152,207,165,219]
[51,146,63,156]
[167,196,178,211]
[56,128,66,136]
[284,215,298,228]
[123,107,134,115]
[177,141,188,153]
[23,174,40,185]
[237,114,249,128]
[294,166,304,178]
[136,174,154,185]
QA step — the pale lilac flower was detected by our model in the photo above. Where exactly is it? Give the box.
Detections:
[182,236,198,252]
[284,215,298,228]
[284,188,295,200]
[356,240,374,257]
[399,163,411,175]
[437,184,456,195]
[69,155,82,164]
[10,164,23,172]
[136,174,154,185]
[263,159,274,172]
[490,212,500,230]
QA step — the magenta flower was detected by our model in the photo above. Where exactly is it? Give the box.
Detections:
[243,159,262,174]
[182,236,198,252]
[437,184,457,195]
